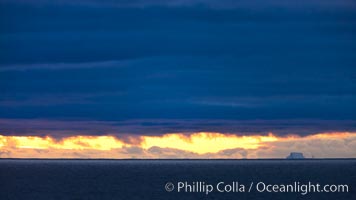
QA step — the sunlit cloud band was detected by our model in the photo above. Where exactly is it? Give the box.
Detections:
[1,132,356,159]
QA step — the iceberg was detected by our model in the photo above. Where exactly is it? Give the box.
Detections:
[286,152,305,159]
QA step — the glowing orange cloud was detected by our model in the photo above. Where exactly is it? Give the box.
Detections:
[0,132,356,158]
[140,132,278,154]
[0,135,125,150]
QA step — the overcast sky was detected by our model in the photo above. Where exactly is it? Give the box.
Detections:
[0,0,355,137]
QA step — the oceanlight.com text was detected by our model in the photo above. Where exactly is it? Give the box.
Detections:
[165,181,349,195]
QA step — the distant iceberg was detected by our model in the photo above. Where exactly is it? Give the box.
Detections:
[286,152,305,159]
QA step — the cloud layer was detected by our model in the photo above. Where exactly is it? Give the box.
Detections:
[0,0,355,149]
[1,132,355,158]
[1,118,355,137]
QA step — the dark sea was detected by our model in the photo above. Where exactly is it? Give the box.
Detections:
[0,159,355,200]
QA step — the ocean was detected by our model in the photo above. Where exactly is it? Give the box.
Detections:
[0,159,355,200]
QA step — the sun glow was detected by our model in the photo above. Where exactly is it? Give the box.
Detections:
[1,133,280,153]
[141,132,278,154]
[1,132,355,158]
[0,135,125,150]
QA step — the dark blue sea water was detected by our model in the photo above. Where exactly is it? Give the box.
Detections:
[0,159,355,200]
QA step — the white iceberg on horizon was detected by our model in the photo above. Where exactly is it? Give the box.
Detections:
[286,152,305,159]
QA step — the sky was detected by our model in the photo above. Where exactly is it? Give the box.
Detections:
[0,0,356,158]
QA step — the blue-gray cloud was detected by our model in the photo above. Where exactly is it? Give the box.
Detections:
[0,118,355,137]
[0,0,355,136]
[1,0,355,9]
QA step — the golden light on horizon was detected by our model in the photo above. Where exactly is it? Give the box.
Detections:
[0,135,125,150]
[140,132,278,154]
[1,132,356,158]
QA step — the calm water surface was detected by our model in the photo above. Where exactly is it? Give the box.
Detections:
[0,159,355,200]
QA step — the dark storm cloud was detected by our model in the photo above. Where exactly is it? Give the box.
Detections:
[2,0,356,9]
[0,0,355,135]
[1,118,355,137]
